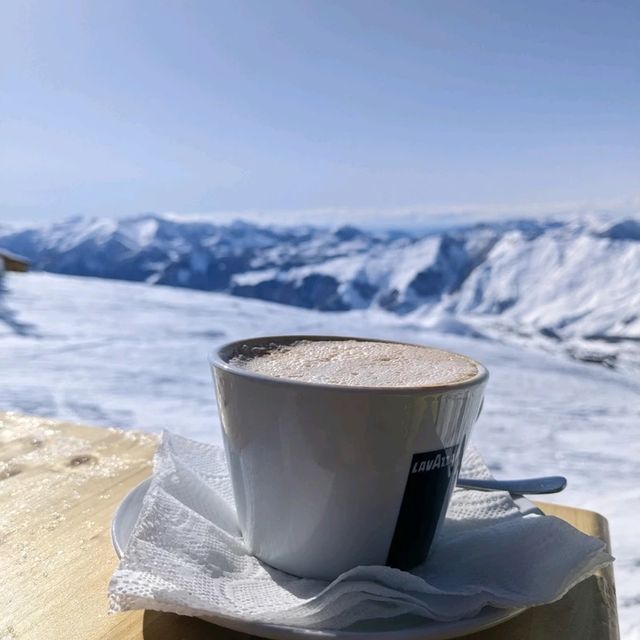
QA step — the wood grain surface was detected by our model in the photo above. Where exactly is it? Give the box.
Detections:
[0,412,619,640]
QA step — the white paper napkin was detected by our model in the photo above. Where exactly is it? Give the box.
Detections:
[109,432,612,630]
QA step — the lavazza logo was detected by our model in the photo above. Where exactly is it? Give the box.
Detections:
[387,442,463,568]
[410,446,459,474]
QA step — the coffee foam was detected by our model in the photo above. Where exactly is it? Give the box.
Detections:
[230,340,478,388]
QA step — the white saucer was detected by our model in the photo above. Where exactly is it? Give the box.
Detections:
[111,479,525,640]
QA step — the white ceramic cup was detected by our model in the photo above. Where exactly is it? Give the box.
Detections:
[211,335,488,580]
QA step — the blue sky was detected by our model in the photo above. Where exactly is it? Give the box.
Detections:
[1,0,639,225]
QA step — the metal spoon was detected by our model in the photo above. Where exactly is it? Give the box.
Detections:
[456,475,567,495]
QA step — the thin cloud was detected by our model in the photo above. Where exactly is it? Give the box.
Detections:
[159,196,640,230]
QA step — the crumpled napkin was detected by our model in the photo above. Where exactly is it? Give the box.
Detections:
[109,431,612,630]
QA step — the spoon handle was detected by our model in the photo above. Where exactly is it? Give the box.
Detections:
[457,475,567,495]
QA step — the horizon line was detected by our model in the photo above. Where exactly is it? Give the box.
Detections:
[4,195,639,230]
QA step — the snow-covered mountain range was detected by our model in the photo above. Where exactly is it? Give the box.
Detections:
[2,213,639,367]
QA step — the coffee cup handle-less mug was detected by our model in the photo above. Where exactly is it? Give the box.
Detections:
[211,335,488,580]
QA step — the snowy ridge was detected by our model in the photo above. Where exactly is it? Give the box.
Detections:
[1,212,639,366]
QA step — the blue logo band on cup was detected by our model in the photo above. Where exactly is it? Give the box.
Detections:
[387,443,462,570]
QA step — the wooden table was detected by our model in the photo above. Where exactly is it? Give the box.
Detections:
[0,412,619,640]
